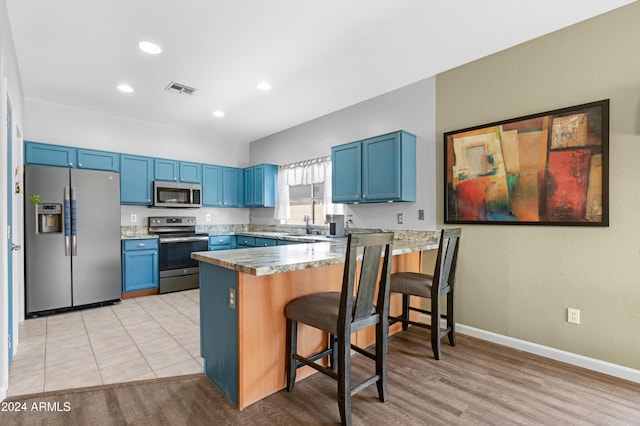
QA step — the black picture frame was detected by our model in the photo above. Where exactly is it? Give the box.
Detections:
[444,99,609,226]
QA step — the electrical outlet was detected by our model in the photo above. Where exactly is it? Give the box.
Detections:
[397,213,404,224]
[130,213,137,223]
[205,214,211,222]
[229,288,236,309]
[568,308,580,324]
[418,209,425,220]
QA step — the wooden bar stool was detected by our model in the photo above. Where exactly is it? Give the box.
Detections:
[388,228,461,360]
[285,232,394,426]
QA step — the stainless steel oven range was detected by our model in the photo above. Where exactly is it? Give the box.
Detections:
[148,216,208,294]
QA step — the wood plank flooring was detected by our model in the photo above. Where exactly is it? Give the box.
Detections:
[2,326,639,425]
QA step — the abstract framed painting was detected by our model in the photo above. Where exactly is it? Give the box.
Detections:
[444,99,609,226]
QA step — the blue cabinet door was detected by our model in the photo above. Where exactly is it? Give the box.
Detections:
[332,141,361,203]
[262,164,277,207]
[25,141,77,168]
[202,165,222,206]
[362,133,402,201]
[331,131,416,203]
[154,158,179,182]
[222,167,242,207]
[179,161,202,184]
[243,164,277,207]
[77,148,120,172]
[253,165,264,206]
[244,167,255,207]
[122,239,159,292]
[121,155,154,205]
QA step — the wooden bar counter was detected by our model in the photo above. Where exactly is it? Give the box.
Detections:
[192,234,438,409]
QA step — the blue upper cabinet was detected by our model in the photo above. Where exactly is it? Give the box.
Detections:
[155,158,202,183]
[179,161,202,184]
[121,154,154,205]
[222,167,243,207]
[25,141,120,172]
[331,141,362,203]
[154,158,179,182]
[332,130,416,204]
[244,164,277,207]
[203,165,243,207]
[77,148,120,172]
[202,165,222,206]
[25,141,77,168]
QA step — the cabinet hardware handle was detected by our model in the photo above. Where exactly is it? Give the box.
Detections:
[138,243,146,247]
[78,163,83,167]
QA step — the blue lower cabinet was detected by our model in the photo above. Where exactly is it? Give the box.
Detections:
[235,236,256,248]
[208,235,233,251]
[122,239,159,292]
[255,238,277,247]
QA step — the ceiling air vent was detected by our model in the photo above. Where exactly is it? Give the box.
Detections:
[165,81,197,95]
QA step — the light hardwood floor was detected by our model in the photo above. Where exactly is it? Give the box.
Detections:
[2,326,639,425]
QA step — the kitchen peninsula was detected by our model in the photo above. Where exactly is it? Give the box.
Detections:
[192,232,438,409]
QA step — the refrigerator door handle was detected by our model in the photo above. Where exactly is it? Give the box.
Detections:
[71,186,78,256]
[64,186,71,256]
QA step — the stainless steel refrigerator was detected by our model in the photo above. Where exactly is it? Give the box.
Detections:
[25,165,122,315]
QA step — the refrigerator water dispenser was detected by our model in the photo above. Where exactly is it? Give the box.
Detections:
[37,203,62,234]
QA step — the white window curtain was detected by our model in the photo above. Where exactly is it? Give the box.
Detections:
[274,156,343,222]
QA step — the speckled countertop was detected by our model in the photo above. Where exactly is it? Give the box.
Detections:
[191,232,438,276]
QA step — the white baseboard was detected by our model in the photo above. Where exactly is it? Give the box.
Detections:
[457,323,640,384]
[414,313,640,384]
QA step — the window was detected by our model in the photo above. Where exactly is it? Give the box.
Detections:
[289,182,325,225]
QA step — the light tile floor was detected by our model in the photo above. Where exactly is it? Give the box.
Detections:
[7,290,204,396]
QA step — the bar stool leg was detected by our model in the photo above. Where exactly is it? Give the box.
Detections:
[286,318,298,391]
[337,332,352,426]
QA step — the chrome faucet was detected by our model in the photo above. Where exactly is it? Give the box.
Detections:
[304,214,312,234]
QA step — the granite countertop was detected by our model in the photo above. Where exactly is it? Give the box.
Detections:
[191,237,438,276]
[121,234,158,240]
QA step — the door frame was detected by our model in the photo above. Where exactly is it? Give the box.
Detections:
[6,98,13,365]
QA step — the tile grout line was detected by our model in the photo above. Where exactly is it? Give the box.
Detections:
[135,293,203,366]
[109,298,159,381]
[80,308,107,387]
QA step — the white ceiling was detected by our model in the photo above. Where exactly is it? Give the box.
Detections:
[6,0,635,144]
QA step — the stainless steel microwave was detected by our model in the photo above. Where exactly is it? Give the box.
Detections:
[152,181,202,208]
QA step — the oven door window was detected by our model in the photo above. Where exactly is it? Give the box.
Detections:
[157,187,191,205]
[159,240,208,271]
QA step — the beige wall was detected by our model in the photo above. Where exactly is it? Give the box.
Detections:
[436,2,640,370]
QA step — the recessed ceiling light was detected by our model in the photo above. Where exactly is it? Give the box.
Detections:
[212,110,225,117]
[257,81,272,91]
[117,84,134,93]
[138,40,162,55]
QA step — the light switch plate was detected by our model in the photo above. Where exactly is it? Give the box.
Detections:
[130,213,137,223]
